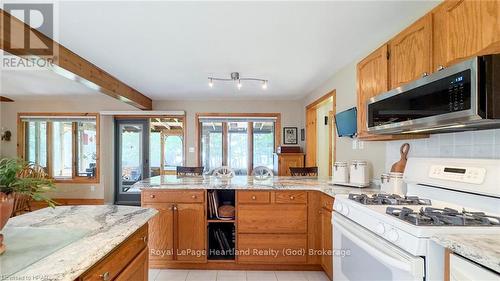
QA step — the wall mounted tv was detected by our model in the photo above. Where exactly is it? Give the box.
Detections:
[335,107,357,138]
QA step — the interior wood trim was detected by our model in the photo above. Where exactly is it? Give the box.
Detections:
[17,112,101,183]
[0,96,14,102]
[247,122,254,175]
[194,113,282,167]
[30,198,105,210]
[0,9,152,110]
[306,91,335,110]
[444,248,450,281]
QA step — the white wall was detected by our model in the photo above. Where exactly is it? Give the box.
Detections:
[0,95,138,202]
[153,99,305,166]
[316,100,333,179]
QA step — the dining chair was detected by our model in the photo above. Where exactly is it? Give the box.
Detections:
[176,166,204,176]
[212,166,235,178]
[251,166,274,178]
[289,167,318,176]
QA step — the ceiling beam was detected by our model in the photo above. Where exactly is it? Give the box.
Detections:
[0,9,152,110]
[0,96,14,102]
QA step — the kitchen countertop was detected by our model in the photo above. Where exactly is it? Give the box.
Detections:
[0,205,157,281]
[432,234,500,274]
[133,175,380,197]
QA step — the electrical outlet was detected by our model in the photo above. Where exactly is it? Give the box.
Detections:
[90,185,95,192]
[189,147,195,153]
[352,139,358,150]
[358,140,364,150]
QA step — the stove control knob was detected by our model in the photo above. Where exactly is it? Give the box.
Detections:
[336,203,343,213]
[376,223,385,234]
[387,229,399,242]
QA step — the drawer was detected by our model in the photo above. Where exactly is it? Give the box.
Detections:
[320,194,334,211]
[237,191,271,204]
[142,190,204,203]
[238,204,307,234]
[80,224,148,281]
[275,191,307,204]
[237,234,307,264]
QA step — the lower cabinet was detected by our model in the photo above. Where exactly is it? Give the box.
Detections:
[79,224,149,281]
[237,234,308,264]
[141,190,207,266]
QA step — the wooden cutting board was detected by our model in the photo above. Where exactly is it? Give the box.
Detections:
[391,143,410,173]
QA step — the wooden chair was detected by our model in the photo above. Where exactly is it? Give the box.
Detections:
[289,167,318,176]
[176,166,204,176]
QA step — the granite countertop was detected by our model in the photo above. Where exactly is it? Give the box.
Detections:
[0,205,157,281]
[132,175,380,197]
[432,234,500,274]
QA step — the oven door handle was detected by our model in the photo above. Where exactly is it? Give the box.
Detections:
[334,214,424,277]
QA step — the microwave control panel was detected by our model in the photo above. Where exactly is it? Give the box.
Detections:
[429,165,486,184]
[448,75,466,112]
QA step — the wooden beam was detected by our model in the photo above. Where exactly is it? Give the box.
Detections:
[0,96,14,102]
[0,9,152,110]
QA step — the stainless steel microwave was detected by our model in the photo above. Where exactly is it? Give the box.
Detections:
[367,55,500,134]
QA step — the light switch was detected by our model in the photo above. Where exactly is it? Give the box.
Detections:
[189,147,195,153]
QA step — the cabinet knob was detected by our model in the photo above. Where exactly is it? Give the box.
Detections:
[191,195,197,199]
[251,195,257,200]
[173,206,178,211]
[289,196,295,200]
[422,72,429,78]
[141,236,148,244]
[437,65,445,71]
[99,272,110,281]
[150,194,155,198]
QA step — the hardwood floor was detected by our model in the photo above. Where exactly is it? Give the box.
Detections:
[149,269,329,281]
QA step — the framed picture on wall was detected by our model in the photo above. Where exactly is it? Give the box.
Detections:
[283,127,298,144]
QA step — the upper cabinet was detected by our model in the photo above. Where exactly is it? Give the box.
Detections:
[356,45,389,139]
[356,0,500,141]
[389,15,432,89]
[433,0,500,70]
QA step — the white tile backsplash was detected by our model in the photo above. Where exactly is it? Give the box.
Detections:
[385,129,500,172]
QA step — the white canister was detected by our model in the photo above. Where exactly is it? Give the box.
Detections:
[332,161,349,183]
[349,160,370,186]
[380,172,406,195]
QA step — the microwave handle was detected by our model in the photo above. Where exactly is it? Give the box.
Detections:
[334,214,424,277]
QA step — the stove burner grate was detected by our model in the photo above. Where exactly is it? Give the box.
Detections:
[348,193,432,205]
[386,207,500,226]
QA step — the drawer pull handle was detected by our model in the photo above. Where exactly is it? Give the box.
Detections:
[141,236,148,244]
[251,196,257,200]
[99,272,110,281]
[191,195,197,199]
[150,194,155,198]
[290,196,295,200]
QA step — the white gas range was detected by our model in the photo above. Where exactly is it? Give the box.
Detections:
[333,158,500,281]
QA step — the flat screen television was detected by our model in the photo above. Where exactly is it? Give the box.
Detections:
[335,107,357,137]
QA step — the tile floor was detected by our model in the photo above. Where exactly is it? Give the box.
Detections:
[149,269,330,281]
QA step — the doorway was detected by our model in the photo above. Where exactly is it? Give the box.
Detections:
[305,90,336,178]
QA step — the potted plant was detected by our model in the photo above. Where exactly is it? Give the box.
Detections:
[0,158,56,254]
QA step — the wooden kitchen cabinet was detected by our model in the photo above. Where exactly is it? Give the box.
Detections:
[356,44,389,140]
[115,249,148,281]
[141,190,206,266]
[320,195,334,280]
[273,153,305,176]
[433,0,500,71]
[389,14,432,89]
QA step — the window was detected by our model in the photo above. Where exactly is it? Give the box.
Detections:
[197,114,280,175]
[149,117,185,175]
[19,113,99,182]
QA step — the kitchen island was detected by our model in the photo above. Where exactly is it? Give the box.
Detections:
[134,175,379,280]
[0,205,157,281]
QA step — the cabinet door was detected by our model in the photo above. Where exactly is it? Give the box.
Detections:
[433,0,500,69]
[356,44,389,138]
[115,249,148,281]
[143,203,175,262]
[389,14,432,89]
[321,209,333,280]
[282,155,304,176]
[176,203,206,262]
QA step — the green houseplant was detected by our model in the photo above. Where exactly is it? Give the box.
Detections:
[0,158,56,254]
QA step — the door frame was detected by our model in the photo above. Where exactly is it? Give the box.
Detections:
[305,90,336,176]
[114,118,150,205]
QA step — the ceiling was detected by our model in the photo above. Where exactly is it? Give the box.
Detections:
[2,1,440,101]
